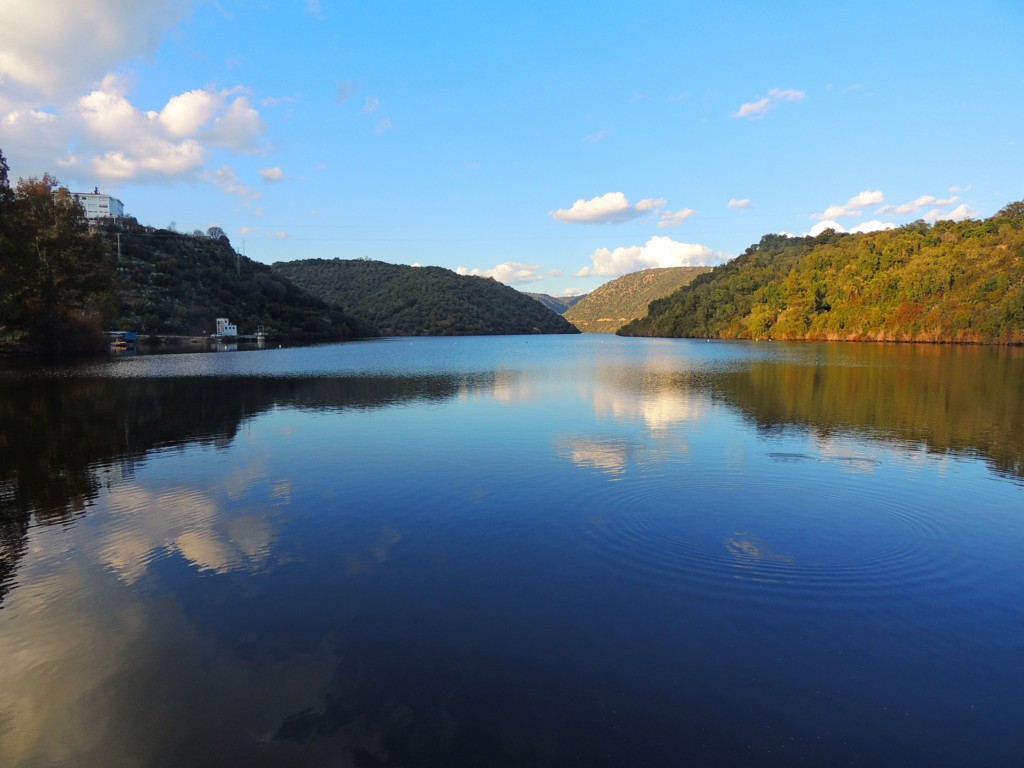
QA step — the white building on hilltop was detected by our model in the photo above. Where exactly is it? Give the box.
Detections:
[72,188,125,220]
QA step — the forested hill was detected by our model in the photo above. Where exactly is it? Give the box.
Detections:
[619,202,1024,344]
[565,266,711,333]
[272,258,580,336]
[101,222,367,340]
[0,155,363,353]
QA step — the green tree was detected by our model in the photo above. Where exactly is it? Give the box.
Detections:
[0,156,117,350]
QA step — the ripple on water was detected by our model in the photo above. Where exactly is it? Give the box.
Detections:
[580,450,961,610]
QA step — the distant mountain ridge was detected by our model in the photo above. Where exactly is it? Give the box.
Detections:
[619,202,1024,344]
[524,293,587,314]
[564,266,712,333]
[273,258,580,336]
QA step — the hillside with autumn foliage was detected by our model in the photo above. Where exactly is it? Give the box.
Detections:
[620,203,1024,344]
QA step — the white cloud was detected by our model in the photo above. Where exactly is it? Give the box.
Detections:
[2,75,267,185]
[362,96,379,114]
[158,89,217,137]
[877,194,960,216]
[206,94,265,151]
[0,0,192,101]
[374,117,393,134]
[807,220,846,237]
[806,219,896,236]
[550,191,666,224]
[850,220,897,234]
[635,197,666,212]
[813,189,885,220]
[657,208,696,228]
[266,230,289,239]
[728,198,752,209]
[731,88,805,120]
[456,261,545,285]
[925,203,977,221]
[204,165,261,201]
[576,235,725,277]
[260,166,285,182]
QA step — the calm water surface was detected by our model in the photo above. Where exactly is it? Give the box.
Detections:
[1,336,1022,766]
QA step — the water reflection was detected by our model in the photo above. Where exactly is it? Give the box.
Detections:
[1,338,1022,766]
[0,373,488,607]
[591,370,707,435]
[0,532,338,766]
[555,435,633,477]
[707,342,1024,481]
[100,485,276,582]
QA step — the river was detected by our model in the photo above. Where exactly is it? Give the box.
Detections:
[1,335,1022,766]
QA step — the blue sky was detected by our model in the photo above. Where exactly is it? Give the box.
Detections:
[2,1,1022,296]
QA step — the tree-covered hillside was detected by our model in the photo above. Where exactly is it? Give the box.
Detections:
[102,223,366,340]
[273,258,580,336]
[565,266,711,333]
[0,148,364,351]
[1,156,118,352]
[620,204,1024,344]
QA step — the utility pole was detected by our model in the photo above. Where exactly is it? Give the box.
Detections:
[115,232,121,263]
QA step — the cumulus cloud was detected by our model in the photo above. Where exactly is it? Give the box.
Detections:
[158,89,217,137]
[3,75,267,185]
[813,190,885,220]
[0,5,271,190]
[0,0,192,101]
[455,262,546,285]
[658,208,696,228]
[876,193,960,216]
[806,219,896,236]
[576,235,725,277]
[850,220,897,234]
[204,165,261,201]
[549,192,667,224]
[925,203,977,221]
[807,220,844,236]
[260,166,285,182]
[205,93,265,150]
[731,88,805,120]
[728,198,752,209]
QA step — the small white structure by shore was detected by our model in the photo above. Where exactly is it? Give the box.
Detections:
[214,318,238,337]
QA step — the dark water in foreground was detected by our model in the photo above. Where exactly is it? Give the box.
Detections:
[1,336,1022,766]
